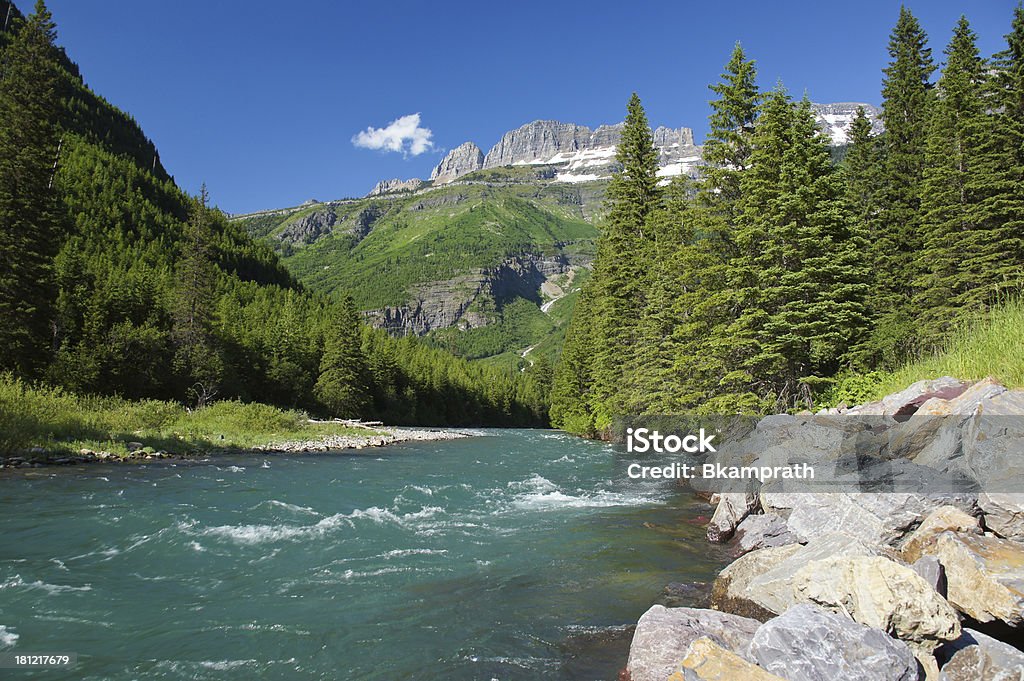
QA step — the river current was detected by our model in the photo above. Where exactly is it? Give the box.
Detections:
[0,429,729,680]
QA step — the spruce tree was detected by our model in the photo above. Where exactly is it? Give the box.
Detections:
[916,17,990,345]
[872,6,935,364]
[586,92,660,428]
[703,42,760,204]
[730,89,869,409]
[0,0,63,376]
[314,295,370,418]
[172,185,223,406]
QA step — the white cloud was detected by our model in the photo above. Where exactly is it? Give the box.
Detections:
[352,113,434,156]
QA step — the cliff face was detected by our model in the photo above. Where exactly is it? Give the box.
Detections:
[429,142,484,184]
[364,253,578,335]
[811,102,883,145]
[368,178,423,196]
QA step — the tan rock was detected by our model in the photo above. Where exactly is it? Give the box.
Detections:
[711,543,804,621]
[667,637,786,681]
[916,377,1006,416]
[917,532,1024,627]
[901,505,982,564]
[792,555,961,652]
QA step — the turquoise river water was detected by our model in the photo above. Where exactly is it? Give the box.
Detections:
[0,429,730,680]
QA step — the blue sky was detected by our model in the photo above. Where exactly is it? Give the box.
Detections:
[43,0,1017,214]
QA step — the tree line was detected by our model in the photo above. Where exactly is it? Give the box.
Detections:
[0,1,549,427]
[552,7,1024,434]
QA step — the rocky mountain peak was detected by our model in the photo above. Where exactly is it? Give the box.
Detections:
[430,142,484,184]
[811,102,883,145]
[367,177,423,197]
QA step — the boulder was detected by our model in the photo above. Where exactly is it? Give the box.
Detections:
[667,637,786,681]
[711,544,804,621]
[901,506,982,564]
[732,513,799,556]
[916,532,1024,627]
[706,493,760,543]
[937,628,1024,680]
[848,377,969,416]
[762,492,977,547]
[749,604,920,681]
[711,533,881,620]
[979,494,1024,541]
[792,555,961,652]
[916,378,1006,416]
[625,605,761,681]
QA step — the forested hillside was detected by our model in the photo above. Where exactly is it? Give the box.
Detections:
[552,8,1024,435]
[0,0,548,427]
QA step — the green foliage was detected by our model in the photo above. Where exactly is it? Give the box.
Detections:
[553,7,1024,431]
[315,296,371,418]
[0,2,547,428]
[0,0,62,376]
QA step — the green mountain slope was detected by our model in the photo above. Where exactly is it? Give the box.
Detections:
[232,166,605,362]
[0,0,548,426]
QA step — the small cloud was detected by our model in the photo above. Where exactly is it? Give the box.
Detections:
[352,113,434,157]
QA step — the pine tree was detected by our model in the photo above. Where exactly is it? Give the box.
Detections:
[172,185,223,406]
[703,42,760,204]
[0,0,63,376]
[730,89,869,409]
[549,289,596,433]
[314,295,370,418]
[583,92,660,429]
[872,6,935,364]
[916,17,991,345]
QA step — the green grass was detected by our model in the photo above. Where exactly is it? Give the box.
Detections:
[870,299,1024,398]
[0,375,376,458]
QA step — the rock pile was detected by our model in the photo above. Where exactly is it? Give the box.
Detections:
[625,376,1024,680]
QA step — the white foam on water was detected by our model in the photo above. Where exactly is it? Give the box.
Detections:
[260,499,319,515]
[0,575,92,594]
[379,548,448,559]
[199,659,256,670]
[0,625,18,648]
[192,504,447,546]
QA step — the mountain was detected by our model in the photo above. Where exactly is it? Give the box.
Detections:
[428,119,702,186]
[234,103,879,367]
[811,102,883,145]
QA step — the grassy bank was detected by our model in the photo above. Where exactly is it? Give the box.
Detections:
[0,375,375,458]
[874,298,1024,397]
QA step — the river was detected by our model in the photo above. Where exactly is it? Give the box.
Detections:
[0,429,729,680]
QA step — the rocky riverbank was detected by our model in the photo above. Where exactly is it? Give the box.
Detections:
[624,376,1024,680]
[0,425,474,469]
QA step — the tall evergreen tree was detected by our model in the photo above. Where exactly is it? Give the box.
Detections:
[730,90,870,408]
[916,17,991,344]
[872,6,935,364]
[0,0,63,376]
[703,42,760,206]
[172,185,223,406]
[585,92,660,429]
[315,294,370,418]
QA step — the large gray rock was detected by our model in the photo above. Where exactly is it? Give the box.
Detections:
[938,628,1024,680]
[712,533,881,619]
[429,141,484,183]
[847,377,969,416]
[625,605,760,681]
[914,532,1024,627]
[980,493,1024,541]
[791,555,961,653]
[762,492,977,547]
[707,492,759,543]
[733,513,799,556]
[749,604,919,681]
